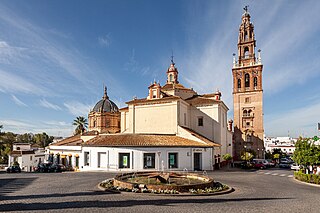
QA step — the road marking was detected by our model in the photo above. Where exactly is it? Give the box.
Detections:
[280,174,286,177]
[272,173,278,176]
[288,175,293,178]
[265,172,271,175]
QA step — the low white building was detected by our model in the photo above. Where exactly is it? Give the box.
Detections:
[8,143,45,172]
[264,136,297,155]
[47,60,233,171]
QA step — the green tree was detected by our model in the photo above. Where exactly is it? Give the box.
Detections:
[241,151,254,161]
[292,137,320,168]
[73,116,88,135]
[223,153,233,168]
[34,132,54,148]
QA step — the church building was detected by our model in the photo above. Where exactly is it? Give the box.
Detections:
[47,58,233,171]
[232,7,264,160]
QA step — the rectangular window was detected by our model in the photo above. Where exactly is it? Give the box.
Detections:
[245,97,250,103]
[106,120,110,128]
[69,156,72,166]
[30,156,32,161]
[184,113,187,125]
[84,152,90,166]
[198,117,203,126]
[168,153,178,169]
[152,89,157,98]
[76,157,79,167]
[119,153,130,169]
[143,153,155,169]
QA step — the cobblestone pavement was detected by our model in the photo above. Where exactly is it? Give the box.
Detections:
[0,168,319,213]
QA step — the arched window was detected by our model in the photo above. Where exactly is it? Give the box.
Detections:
[245,73,250,87]
[244,31,248,41]
[93,120,96,127]
[169,74,173,82]
[237,79,241,88]
[254,77,258,88]
[243,110,248,117]
[244,46,249,58]
[248,110,252,116]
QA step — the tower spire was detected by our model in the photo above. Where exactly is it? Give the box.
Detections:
[103,85,109,100]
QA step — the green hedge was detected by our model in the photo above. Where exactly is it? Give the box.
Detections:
[294,171,320,185]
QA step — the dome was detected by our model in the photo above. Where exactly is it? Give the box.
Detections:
[92,87,119,113]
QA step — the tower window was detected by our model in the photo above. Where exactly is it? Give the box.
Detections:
[244,31,248,41]
[245,73,250,87]
[152,89,157,98]
[106,120,110,128]
[244,46,249,58]
[243,110,248,117]
[254,77,258,89]
[237,79,241,89]
[169,74,173,82]
[93,120,96,127]
[245,97,250,103]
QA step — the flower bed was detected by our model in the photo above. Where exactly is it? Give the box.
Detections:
[294,171,320,185]
[100,178,230,195]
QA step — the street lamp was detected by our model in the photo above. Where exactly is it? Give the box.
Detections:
[244,145,247,166]
[257,148,260,159]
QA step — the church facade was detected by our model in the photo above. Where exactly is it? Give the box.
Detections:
[232,8,264,160]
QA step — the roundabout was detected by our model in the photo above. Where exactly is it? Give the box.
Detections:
[99,171,231,195]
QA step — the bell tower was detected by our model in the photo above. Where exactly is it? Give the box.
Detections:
[232,6,264,160]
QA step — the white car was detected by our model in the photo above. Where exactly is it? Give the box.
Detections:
[290,163,300,170]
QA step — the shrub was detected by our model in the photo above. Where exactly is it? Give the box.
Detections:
[294,171,320,185]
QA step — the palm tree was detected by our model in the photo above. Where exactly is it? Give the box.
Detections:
[72,116,88,135]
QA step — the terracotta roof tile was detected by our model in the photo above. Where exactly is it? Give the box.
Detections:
[52,135,83,146]
[126,96,180,105]
[84,134,217,147]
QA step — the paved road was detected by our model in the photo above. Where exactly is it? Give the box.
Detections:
[0,168,319,213]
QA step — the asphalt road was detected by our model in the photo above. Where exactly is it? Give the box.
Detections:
[0,168,319,213]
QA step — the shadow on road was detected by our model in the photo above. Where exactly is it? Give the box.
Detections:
[0,190,119,201]
[0,177,37,196]
[0,197,294,211]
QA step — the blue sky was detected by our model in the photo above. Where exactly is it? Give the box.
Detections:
[0,0,320,138]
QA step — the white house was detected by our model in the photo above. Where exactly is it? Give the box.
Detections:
[8,143,45,172]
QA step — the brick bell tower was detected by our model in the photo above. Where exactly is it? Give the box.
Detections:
[232,6,264,160]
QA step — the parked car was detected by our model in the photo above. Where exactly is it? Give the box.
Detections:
[290,163,301,170]
[279,162,291,168]
[265,159,276,167]
[6,165,21,173]
[35,163,62,173]
[252,160,266,169]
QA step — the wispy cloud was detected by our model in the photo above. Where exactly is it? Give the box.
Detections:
[11,95,27,107]
[39,99,61,111]
[1,119,73,137]
[98,34,111,47]
[0,69,46,95]
[64,101,92,117]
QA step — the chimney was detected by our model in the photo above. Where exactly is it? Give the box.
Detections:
[228,119,233,132]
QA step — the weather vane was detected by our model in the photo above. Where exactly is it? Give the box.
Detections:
[171,50,175,65]
[243,5,249,13]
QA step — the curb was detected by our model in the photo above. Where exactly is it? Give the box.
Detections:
[97,182,235,196]
[293,177,320,188]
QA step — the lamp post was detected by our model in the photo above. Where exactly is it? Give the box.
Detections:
[244,145,247,166]
[257,148,260,159]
